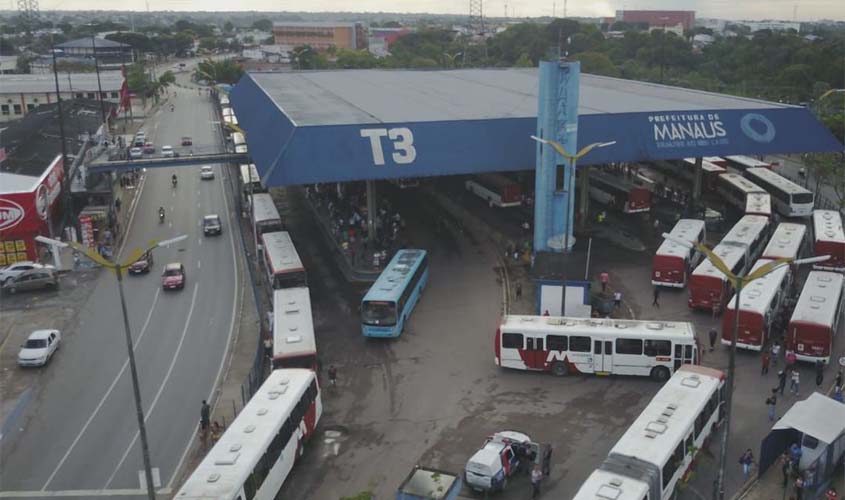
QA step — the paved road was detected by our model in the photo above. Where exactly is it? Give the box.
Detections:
[0,73,242,497]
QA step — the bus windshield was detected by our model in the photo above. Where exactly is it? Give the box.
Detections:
[362,301,397,326]
[793,192,814,204]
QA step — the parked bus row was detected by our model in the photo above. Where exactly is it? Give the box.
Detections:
[573,365,726,500]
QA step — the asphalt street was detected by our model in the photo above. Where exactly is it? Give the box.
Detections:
[0,71,241,497]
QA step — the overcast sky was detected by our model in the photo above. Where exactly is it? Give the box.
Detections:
[38,0,844,22]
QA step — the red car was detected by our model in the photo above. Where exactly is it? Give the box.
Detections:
[181,136,193,146]
[143,142,156,154]
[128,251,154,275]
[161,262,186,290]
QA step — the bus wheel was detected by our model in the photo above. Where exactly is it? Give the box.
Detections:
[651,366,670,382]
[551,362,568,377]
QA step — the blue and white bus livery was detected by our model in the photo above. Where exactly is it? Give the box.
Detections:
[361,249,429,338]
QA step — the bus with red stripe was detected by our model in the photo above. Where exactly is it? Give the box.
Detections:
[787,271,844,364]
[272,287,318,371]
[652,219,706,288]
[589,169,652,213]
[495,315,698,382]
[761,222,807,261]
[465,173,523,208]
[688,215,770,311]
[812,210,845,272]
[716,173,769,216]
[721,258,791,351]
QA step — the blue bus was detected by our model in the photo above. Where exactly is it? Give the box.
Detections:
[361,249,429,338]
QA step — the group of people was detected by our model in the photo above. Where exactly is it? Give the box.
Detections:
[199,400,224,448]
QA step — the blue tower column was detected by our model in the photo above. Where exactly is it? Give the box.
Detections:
[534,60,581,253]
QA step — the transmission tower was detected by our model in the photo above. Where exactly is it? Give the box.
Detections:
[17,0,39,34]
[468,0,484,35]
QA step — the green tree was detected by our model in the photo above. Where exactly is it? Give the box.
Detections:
[159,70,176,86]
[514,52,533,67]
[251,18,273,31]
[335,49,379,69]
[803,152,845,209]
[574,52,620,77]
[291,45,328,69]
[195,58,244,84]
[223,21,234,33]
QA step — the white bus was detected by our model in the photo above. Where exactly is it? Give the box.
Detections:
[573,365,725,500]
[494,315,698,382]
[721,259,791,351]
[761,222,807,261]
[261,231,307,290]
[272,287,318,372]
[174,369,321,500]
[812,210,845,272]
[787,271,845,364]
[250,193,284,236]
[745,167,814,217]
[232,131,248,154]
[745,192,772,218]
[716,173,768,214]
[240,164,265,197]
[465,174,523,208]
[652,219,706,288]
[725,155,774,172]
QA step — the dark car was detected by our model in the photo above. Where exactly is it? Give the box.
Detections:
[128,251,154,274]
[161,263,186,290]
[181,136,193,146]
[202,214,223,236]
[2,268,59,294]
[143,142,156,154]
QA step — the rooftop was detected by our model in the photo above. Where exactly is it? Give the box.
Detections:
[247,69,794,127]
[0,71,123,94]
[56,37,130,49]
[272,21,360,28]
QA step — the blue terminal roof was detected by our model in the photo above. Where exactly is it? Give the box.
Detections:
[230,68,842,187]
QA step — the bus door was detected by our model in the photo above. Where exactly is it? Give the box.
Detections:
[593,340,613,374]
[525,336,545,370]
[673,344,695,371]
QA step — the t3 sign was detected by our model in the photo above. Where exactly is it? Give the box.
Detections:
[359,127,417,166]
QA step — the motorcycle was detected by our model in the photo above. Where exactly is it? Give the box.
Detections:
[172,176,178,187]
[170,104,175,112]
[159,209,165,223]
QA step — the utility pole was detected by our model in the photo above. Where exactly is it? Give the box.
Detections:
[92,34,108,126]
[51,45,71,231]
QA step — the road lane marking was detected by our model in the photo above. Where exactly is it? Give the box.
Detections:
[103,284,200,489]
[0,487,172,497]
[42,288,162,491]
[168,139,241,489]
[197,260,201,269]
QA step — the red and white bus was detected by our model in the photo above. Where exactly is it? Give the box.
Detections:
[272,287,317,371]
[495,315,698,382]
[250,193,284,236]
[812,210,845,272]
[688,215,770,310]
[652,219,706,288]
[745,192,772,218]
[745,167,814,217]
[678,158,728,191]
[787,271,845,363]
[724,155,775,172]
[261,231,307,290]
[174,369,321,500]
[589,169,652,213]
[716,173,768,215]
[573,365,725,500]
[761,222,807,261]
[721,259,791,351]
[465,174,523,208]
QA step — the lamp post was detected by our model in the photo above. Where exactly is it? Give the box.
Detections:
[662,232,829,500]
[443,51,463,68]
[36,234,188,500]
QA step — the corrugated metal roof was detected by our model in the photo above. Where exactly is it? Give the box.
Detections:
[0,71,123,94]
[248,69,794,126]
[57,37,129,49]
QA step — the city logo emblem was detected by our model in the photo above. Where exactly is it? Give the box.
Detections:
[739,113,776,143]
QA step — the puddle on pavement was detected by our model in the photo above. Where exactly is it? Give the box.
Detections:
[321,426,348,458]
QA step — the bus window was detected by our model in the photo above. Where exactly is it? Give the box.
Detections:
[570,336,591,352]
[502,333,524,349]
[362,301,397,326]
[617,338,643,355]
[548,335,567,351]
[645,340,671,357]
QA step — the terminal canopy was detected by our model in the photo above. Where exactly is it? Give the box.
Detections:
[230,68,842,187]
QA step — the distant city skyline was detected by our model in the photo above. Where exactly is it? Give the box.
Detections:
[30,0,845,22]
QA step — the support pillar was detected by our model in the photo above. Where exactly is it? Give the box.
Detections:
[692,157,703,215]
[366,180,377,243]
[578,165,590,231]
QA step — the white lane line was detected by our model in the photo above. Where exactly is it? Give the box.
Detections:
[1,488,172,497]
[168,222,172,229]
[197,260,201,270]
[197,237,202,247]
[103,284,200,489]
[42,288,162,491]
[168,147,241,488]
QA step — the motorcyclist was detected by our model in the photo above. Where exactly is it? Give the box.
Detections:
[158,206,165,220]
[170,104,175,112]
[172,173,177,186]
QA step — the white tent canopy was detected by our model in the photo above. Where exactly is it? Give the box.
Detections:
[773,393,845,444]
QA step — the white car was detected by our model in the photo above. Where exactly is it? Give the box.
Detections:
[200,165,214,180]
[129,147,143,159]
[18,329,61,367]
[0,261,49,285]
[161,145,174,157]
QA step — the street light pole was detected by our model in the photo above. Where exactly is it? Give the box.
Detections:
[715,276,743,500]
[115,264,157,500]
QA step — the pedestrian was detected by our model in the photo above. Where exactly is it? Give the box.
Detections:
[795,475,804,500]
[834,389,844,404]
[543,310,550,316]
[515,282,522,300]
[789,368,801,396]
[815,360,824,387]
[709,328,718,351]
[789,442,803,467]
[772,341,781,366]
[613,290,622,309]
[835,370,843,393]
[739,449,754,478]
[766,393,777,421]
[200,400,211,432]
[790,369,800,395]
[542,445,552,476]
[762,351,771,375]
[780,451,791,489]
[652,287,660,308]
[600,272,609,293]
[531,464,543,499]
[263,334,273,361]
[328,364,337,386]
[778,370,787,396]
[786,348,797,368]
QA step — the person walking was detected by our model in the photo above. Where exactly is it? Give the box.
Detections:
[200,400,211,448]
[652,287,660,308]
[825,487,838,500]
[600,272,609,293]
[613,291,622,310]
[762,351,771,375]
[795,475,805,500]
[815,360,825,387]
[531,464,543,499]
[515,282,522,300]
[772,341,781,366]
[708,328,718,351]
[543,310,550,316]
[739,449,754,479]
[766,393,777,421]
[778,369,787,396]
[790,369,800,395]
[328,365,338,387]
[780,451,791,489]
[835,370,843,393]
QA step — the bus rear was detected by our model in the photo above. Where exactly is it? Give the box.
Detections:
[272,288,318,371]
[721,259,789,351]
[362,249,429,338]
[813,210,845,272]
[788,271,844,363]
[626,186,652,213]
[653,219,705,288]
